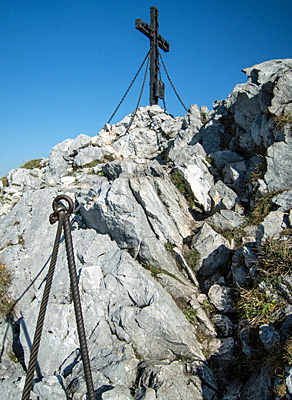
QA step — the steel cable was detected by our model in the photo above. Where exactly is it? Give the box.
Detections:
[158,49,188,112]
[107,49,150,125]
[21,196,95,400]
[21,212,64,400]
[63,214,95,399]
[124,51,150,136]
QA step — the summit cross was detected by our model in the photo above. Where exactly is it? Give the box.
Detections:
[135,6,170,106]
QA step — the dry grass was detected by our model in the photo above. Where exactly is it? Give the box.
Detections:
[0,263,14,317]
[248,190,282,225]
[21,158,43,169]
[236,287,286,328]
[273,113,292,130]
[259,238,292,276]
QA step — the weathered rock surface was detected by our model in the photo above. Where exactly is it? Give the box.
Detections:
[1,58,292,399]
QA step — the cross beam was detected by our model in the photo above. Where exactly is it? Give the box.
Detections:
[135,6,170,105]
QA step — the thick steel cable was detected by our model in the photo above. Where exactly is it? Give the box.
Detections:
[62,214,95,400]
[158,64,167,111]
[124,51,150,136]
[21,213,65,400]
[158,49,188,112]
[107,49,150,125]
[22,196,95,400]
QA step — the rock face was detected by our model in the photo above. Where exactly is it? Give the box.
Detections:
[1,59,292,399]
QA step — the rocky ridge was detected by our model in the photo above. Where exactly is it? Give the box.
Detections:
[1,58,292,399]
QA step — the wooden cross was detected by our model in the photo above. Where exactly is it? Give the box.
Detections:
[135,6,170,105]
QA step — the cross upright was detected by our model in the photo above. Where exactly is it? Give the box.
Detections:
[135,6,170,106]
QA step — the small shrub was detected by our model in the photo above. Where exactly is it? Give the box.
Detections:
[170,171,187,195]
[1,176,8,187]
[165,242,175,257]
[258,238,292,276]
[184,306,197,323]
[132,346,142,360]
[248,190,282,225]
[21,158,43,169]
[236,287,285,327]
[273,113,292,130]
[183,248,200,270]
[103,154,115,163]
[248,158,267,183]
[170,170,194,207]
[201,298,216,317]
[220,227,246,247]
[0,263,14,317]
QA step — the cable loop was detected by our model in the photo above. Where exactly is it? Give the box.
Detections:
[50,195,74,224]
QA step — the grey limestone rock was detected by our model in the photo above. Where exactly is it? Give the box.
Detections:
[72,146,104,167]
[259,324,280,353]
[102,160,138,180]
[77,163,193,278]
[257,210,288,243]
[211,150,243,171]
[265,141,292,191]
[208,284,234,313]
[207,210,246,232]
[208,180,238,212]
[137,360,215,400]
[212,314,234,337]
[240,366,272,400]
[182,103,203,132]
[191,223,231,276]
[272,189,292,211]
[207,337,235,367]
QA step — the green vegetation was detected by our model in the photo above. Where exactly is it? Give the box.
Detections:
[183,248,200,270]
[144,264,181,283]
[235,238,291,328]
[103,154,115,163]
[1,176,8,188]
[230,237,292,396]
[132,346,142,361]
[248,158,267,183]
[200,112,208,124]
[21,158,43,169]
[184,306,197,323]
[201,298,216,317]
[0,263,14,317]
[164,242,175,257]
[170,171,188,195]
[259,237,292,276]
[273,113,292,130]
[82,160,101,169]
[248,190,283,225]
[170,170,194,208]
[220,226,246,247]
[236,287,285,327]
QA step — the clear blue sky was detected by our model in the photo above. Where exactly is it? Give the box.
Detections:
[1,0,291,177]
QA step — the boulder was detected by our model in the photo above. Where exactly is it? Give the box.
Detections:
[272,189,292,212]
[265,141,292,191]
[72,146,104,167]
[240,367,272,400]
[207,210,246,232]
[191,223,231,276]
[212,314,235,337]
[208,284,234,313]
[208,180,238,212]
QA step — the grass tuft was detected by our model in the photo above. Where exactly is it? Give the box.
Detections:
[21,158,43,169]
[0,263,14,317]
[248,190,282,225]
[273,113,292,130]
